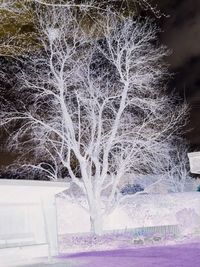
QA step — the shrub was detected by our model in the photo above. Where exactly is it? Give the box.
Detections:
[120,184,144,195]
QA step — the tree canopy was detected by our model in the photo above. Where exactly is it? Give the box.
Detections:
[0,0,161,56]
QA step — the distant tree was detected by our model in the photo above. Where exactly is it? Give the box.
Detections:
[0,7,187,234]
[163,138,192,193]
[0,0,163,56]
[137,137,192,193]
[0,1,38,56]
[0,0,160,15]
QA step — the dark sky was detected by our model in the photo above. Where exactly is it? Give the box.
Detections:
[157,0,200,147]
[0,0,200,167]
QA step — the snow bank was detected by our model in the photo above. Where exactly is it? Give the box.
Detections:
[56,192,200,235]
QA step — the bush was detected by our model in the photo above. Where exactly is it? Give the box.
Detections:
[197,185,200,192]
[120,184,144,195]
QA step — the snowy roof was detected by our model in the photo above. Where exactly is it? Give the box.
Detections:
[0,179,69,202]
[188,152,200,174]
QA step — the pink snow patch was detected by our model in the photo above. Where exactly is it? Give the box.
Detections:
[59,242,200,267]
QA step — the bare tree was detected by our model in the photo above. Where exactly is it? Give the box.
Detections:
[0,0,28,13]
[163,139,192,193]
[138,137,192,193]
[0,7,187,234]
[0,0,164,59]
[0,0,163,17]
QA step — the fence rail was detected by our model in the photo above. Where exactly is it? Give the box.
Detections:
[63,224,180,238]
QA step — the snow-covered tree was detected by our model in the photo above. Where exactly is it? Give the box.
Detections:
[163,139,192,192]
[0,0,158,13]
[136,137,192,193]
[0,0,163,57]
[0,7,187,234]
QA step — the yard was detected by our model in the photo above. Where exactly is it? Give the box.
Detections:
[22,241,200,267]
[64,242,200,267]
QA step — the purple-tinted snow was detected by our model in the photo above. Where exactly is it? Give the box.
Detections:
[59,242,200,267]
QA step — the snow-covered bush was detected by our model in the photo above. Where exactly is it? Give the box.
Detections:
[176,208,200,235]
[120,184,144,195]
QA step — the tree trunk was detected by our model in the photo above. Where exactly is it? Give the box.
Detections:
[90,212,103,235]
[88,197,104,235]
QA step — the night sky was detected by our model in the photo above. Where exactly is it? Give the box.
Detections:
[157,0,200,147]
[0,0,200,167]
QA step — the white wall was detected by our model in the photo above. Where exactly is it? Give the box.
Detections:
[0,195,59,258]
[42,195,59,256]
[0,181,67,265]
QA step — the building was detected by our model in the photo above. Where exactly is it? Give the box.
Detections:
[188,152,200,174]
[0,179,68,265]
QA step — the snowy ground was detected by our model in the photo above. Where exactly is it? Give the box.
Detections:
[20,242,199,267]
[16,241,200,267]
[59,242,200,267]
[57,193,200,236]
